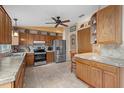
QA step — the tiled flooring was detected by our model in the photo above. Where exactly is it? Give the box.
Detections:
[23,62,89,88]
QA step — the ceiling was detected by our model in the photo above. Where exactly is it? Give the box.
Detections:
[3,5,99,27]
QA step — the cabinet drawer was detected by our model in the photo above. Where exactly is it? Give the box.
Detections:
[75,58,90,66]
[95,62,118,73]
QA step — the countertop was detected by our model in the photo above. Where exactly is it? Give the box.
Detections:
[0,53,26,84]
[74,53,124,67]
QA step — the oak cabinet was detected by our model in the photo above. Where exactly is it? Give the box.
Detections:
[46,52,54,64]
[75,58,119,88]
[97,5,122,44]
[76,62,82,79]
[77,27,92,53]
[0,82,14,88]
[55,36,62,40]
[33,34,40,41]
[19,33,28,45]
[39,35,46,41]
[0,6,5,44]
[28,34,33,45]
[0,6,12,44]
[15,56,26,88]
[103,71,119,88]
[90,66,102,87]
[26,53,34,66]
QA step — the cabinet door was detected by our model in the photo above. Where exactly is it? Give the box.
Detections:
[39,35,46,41]
[97,5,122,44]
[103,71,119,88]
[8,18,12,44]
[0,7,4,44]
[28,34,33,45]
[90,67,102,87]
[33,34,40,41]
[56,36,62,40]
[77,28,92,53]
[81,63,88,82]
[0,7,6,44]
[76,62,82,79]
[26,53,34,66]
[5,15,12,44]
[19,33,27,45]
[46,52,54,64]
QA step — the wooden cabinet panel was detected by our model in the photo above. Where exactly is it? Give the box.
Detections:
[0,6,12,44]
[0,82,14,88]
[15,57,26,88]
[28,34,33,45]
[103,71,119,88]
[76,62,82,79]
[19,33,28,45]
[90,67,102,87]
[39,35,46,41]
[26,53,34,66]
[46,52,54,64]
[33,34,40,41]
[77,27,92,53]
[97,5,122,44]
[56,36,62,40]
[75,58,120,88]
[0,7,4,44]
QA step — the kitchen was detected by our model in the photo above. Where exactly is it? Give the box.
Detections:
[0,5,124,88]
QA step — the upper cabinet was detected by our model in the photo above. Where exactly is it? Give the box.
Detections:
[96,5,122,44]
[0,6,12,44]
[77,27,92,53]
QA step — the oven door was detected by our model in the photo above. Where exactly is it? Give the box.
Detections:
[34,53,46,62]
[34,53,46,66]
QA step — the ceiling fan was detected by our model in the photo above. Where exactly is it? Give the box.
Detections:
[45,16,70,28]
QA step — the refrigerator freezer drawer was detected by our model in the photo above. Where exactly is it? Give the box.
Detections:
[55,55,66,63]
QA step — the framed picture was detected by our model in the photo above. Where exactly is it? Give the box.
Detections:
[70,34,76,50]
[70,25,76,32]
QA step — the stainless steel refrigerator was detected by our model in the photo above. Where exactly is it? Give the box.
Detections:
[53,40,66,63]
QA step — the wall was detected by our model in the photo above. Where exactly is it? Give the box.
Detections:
[63,28,71,61]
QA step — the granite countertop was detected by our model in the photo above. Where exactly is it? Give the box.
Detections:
[0,53,26,85]
[74,53,124,67]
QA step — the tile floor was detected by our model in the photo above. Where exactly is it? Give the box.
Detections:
[23,62,89,88]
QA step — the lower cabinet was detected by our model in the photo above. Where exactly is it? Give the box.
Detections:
[103,71,119,88]
[46,52,54,64]
[76,62,82,79]
[26,53,34,66]
[90,67,102,87]
[75,59,119,88]
[0,82,14,88]
[15,57,26,88]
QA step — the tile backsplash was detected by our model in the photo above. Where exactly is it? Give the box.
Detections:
[94,43,124,59]
[0,44,11,53]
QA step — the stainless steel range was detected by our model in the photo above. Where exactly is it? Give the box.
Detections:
[34,48,46,66]
[33,41,46,66]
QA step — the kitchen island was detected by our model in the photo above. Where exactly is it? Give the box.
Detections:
[74,53,124,88]
[0,53,26,88]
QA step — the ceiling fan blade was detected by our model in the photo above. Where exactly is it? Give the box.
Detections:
[60,23,68,27]
[61,20,70,23]
[52,17,57,22]
[55,23,59,28]
[45,22,56,24]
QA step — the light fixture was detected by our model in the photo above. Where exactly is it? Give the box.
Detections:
[13,18,19,36]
